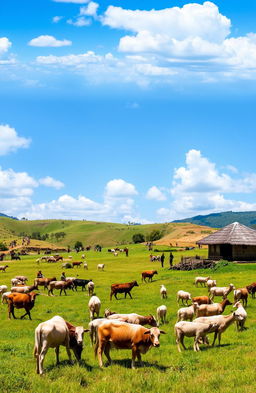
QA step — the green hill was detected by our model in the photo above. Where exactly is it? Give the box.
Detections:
[173,210,256,228]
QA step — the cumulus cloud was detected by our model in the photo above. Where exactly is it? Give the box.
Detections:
[0,167,37,197]
[105,179,138,197]
[80,1,99,17]
[36,51,114,66]
[146,186,166,201]
[39,176,64,189]
[29,35,72,47]
[67,17,91,27]
[0,37,12,55]
[52,16,63,23]
[0,125,31,155]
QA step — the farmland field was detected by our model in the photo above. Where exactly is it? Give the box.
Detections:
[0,245,255,393]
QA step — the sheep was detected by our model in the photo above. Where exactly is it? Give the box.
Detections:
[177,290,192,306]
[234,288,249,308]
[160,285,167,299]
[97,264,105,271]
[233,301,247,331]
[2,291,11,304]
[83,263,88,270]
[0,285,8,295]
[68,255,73,259]
[81,254,85,259]
[88,295,101,320]
[207,279,217,291]
[87,281,95,296]
[209,284,235,301]
[194,312,240,346]
[177,303,199,322]
[175,321,217,352]
[194,276,210,287]
[157,305,167,324]
[196,298,232,317]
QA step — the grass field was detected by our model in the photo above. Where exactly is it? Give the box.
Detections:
[0,245,255,393]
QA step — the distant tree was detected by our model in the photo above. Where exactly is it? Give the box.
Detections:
[0,242,8,251]
[31,231,41,240]
[147,230,162,242]
[132,233,145,243]
[54,232,66,241]
[74,241,83,252]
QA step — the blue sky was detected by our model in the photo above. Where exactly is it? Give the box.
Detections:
[1,0,256,223]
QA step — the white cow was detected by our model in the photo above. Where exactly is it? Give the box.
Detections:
[34,315,86,375]
[97,264,105,271]
[0,285,8,295]
[88,295,101,320]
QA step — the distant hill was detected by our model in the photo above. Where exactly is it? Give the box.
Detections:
[173,211,256,228]
[0,213,18,220]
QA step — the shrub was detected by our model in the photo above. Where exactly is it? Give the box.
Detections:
[0,242,8,251]
[147,230,162,242]
[132,233,145,243]
[74,241,83,252]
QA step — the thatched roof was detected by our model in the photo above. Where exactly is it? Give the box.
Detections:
[197,222,256,246]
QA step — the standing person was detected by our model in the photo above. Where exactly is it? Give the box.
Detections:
[125,247,129,257]
[37,270,44,278]
[160,252,165,268]
[60,272,66,281]
[169,252,174,269]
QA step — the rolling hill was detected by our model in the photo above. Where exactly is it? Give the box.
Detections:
[173,211,256,228]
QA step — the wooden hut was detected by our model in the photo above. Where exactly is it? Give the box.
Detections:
[197,222,256,261]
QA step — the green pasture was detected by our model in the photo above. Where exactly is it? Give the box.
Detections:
[0,245,255,393]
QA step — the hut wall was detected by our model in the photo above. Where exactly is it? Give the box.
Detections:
[232,245,256,260]
[208,245,221,259]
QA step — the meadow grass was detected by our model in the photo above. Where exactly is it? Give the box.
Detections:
[0,245,255,393]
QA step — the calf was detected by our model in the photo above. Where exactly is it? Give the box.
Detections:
[141,270,158,283]
[97,264,105,271]
[34,315,87,374]
[246,282,256,298]
[175,321,217,352]
[0,265,9,272]
[157,305,167,324]
[88,295,101,320]
[110,281,139,300]
[0,285,8,295]
[7,292,39,320]
[95,320,166,368]
[234,288,249,307]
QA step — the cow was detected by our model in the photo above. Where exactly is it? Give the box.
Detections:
[141,270,158,282]
[72,262,83,268]
[95,320,166,368]
[34,277,57,290]
[110,281,139,300]
[246,282,256,298]
[34,315,88,374]
[0,265,9,272]
[7,292,39,320]
[73,279,92,292]
[48,280,74,296]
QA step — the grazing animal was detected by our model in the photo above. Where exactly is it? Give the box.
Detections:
[97,264,105,271]
[192,296,212,305]
[160,285,167,299]
[141,270,158,282]
[47,256,56,263]
[95,320,166,368]
[234,288,249,307]
[194,276,210,287]
[0,285,8,295]
[104,309,116,317]
[0,265,9,272]
[88,318,109,345]
[11,284,38,294]
[48,280,74,296]
[15,276,28,283]
[34,277,57,290]
[207,279,217,291]
[110,281,139,300]
[177,303,199,322]
[73,278,92,292]
[62,262,73,269]
[87,281,95,296]
[233,301,247,331]
[11,278,23,286]
[196,299,232,317]
[157,305,167,324]
[210,284,235,301]
[194,312,240,346]
[175,321,217,352]
[68,255,73,259]
[107,313,157,327]
[34,315,87,374]
[246,282,256,298]
[83,263,88,270]
[72,261,83,268]
[54,256,63,262]
[88,295,101,320]
[177,290,192,306]
[81,254,85,259]
[7,292,39,320]
[2,291,11,304]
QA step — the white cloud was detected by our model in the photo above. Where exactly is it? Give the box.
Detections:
[39,176,64,189]
[52,16,63,23]
[80,2,99,17]
[105,179,138,197]
[67,17,91,27]
[0,167,37,197]
[0,125,31,155]
[29,35,72,47]
[146,186,166,201]
[0,37,12,55]
[36,51,114,66]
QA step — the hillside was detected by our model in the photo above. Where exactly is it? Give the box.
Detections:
[173,211,256,228]
[0,217,216,247]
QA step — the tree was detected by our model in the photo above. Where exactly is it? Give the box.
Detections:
[147,230,162,242]
[0,242,8,251]
[54,232,66,241]
[132,233,145,243]
[74,241,83,252]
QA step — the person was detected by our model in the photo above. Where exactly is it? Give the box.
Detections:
[125,247,129,257]
[160,252,165,268]
[169,252,174,269]
[60,272,66,281]
[37,270,44,278]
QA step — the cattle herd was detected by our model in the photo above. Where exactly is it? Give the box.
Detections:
[0,257,255,375]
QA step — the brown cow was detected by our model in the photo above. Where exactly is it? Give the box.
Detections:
[48,280,74,296]
[192,296,212,305]
[11,284,38,294]
[34,277,57,290]
[246,282,256,298]
[72,262,83,268]
[7,292,39,320]
[95,320,166,368]
[0,265,9,272]
[110,281,139,300]
[234,288,249,307]
[141,270,158,283]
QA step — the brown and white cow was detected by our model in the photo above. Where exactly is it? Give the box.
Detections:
[95,320,166,369]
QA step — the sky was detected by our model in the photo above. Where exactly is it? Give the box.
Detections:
[1,0,256,223]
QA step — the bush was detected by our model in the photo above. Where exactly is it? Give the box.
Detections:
[132,233,145,243]
[147,230,162,242]
[0,242,8,251]
[74,241,83,252]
